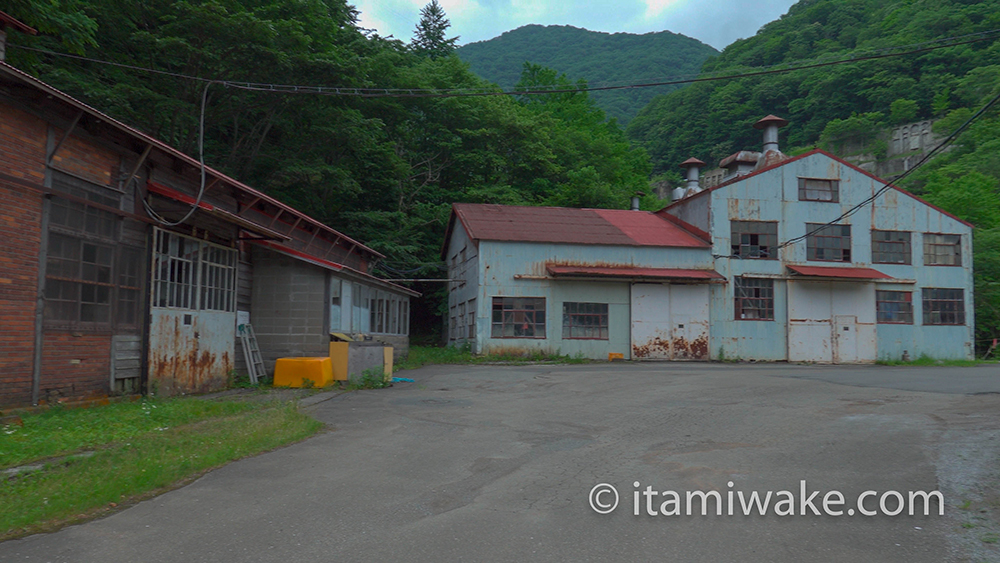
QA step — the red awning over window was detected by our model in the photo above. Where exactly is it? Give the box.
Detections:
[787,265,893,280]
[546,264,724,281]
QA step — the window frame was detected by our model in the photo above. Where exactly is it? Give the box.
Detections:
[562,302,610,340]
[876,290,913,324]
[730,220,778,260]
[871,230,912,265]
[43,174,145,332]
[798,177,840,203]
[806,223,852,262]
[491,297,546,339]
[922,288,965,326]
[151,229,237,313]
[923,233,962,266]
[734,278,775,321]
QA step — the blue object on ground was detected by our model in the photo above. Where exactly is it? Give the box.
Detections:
[391,377,415,383]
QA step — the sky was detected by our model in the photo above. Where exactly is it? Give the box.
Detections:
[353,0,800,52]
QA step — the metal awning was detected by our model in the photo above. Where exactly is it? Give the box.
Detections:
[787,265,893,280]
[546,264,724,282]
[146,181,290,241]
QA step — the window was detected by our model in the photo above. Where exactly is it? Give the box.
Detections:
[45,233,114,324]
[876,291,913,324]
[491,297,545,338]
[44,176,145,331]
[872,230,911,264]
[562,302,609,340]
[466,298,475,339]
[735,278,774,320]
[450,305,457,340]
[923,234,961,266]
[798,178,839,202]
[731,221,778,259]
[922,288,965,325]
[152,229,236,312]
[806,223,851,262]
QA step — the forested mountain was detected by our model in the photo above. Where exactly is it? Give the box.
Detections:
[626,0,1000,173]
[625,0,1000,352]
[456,25,718,124]
[4,0,652,330]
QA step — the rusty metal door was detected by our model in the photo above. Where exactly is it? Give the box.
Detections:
[833,315,858,363]
[148,229,236,395]
[632,284,672,359]
[631,284,709,360]
[669,285,710,359]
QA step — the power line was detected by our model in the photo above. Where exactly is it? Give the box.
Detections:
[776,88,1000,249]
[9,28,1000,98]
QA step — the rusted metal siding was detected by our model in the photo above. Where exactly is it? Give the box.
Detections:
[686,151,973,362]
[475,240,714,360]
[148,229,236,396]
[631,284,709,360]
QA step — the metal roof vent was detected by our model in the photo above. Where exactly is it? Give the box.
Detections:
[753,115,789,153]
[679,157,706,198]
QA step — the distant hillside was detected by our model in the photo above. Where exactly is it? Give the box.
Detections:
[456,25,718,124]
[625,0,1000,174]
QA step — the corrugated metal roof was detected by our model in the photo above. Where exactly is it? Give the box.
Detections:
[0,61,383,259]
[252,240,420,297]
[453,203,710,248]
[0,12,37,34]
[547,264,723,280]
[787,265,893,280]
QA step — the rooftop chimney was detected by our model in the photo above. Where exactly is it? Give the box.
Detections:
[753,114,789,153]
[679,157,706,198]
[630,191,645,211]
[0,12,38,62]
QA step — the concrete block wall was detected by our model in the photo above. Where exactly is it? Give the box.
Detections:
[251,249,329,375]
[371,334,409,362]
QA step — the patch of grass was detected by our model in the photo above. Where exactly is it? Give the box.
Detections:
[395,344,477,370]
[345,368,391,390]
[876,354,991,367]
[0,400,322,539]
[0,399,261,469]
[395,345,592,371]
[981,533,999,544]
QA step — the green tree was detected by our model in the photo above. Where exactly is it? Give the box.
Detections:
[889,98,919,124]
[411,0,458,59]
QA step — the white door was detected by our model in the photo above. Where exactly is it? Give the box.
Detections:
[632,284,672,359]
[149,229,236,395]
[833,315,858,363]
[631,283,709,360]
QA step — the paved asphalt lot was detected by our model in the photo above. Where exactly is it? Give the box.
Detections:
[2,362,1000,562]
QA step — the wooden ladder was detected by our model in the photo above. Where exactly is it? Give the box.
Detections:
[238,323,266,384]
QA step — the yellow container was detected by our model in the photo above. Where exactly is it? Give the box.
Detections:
[329,342,350,381]
[273,357,333,388]
[382,347,393,382]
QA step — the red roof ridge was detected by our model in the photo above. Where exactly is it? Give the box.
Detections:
[0,61,385,258]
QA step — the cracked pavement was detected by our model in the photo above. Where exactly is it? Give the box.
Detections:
[2,362,999,562]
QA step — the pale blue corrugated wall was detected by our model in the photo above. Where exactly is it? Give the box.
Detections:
[475,241,714,359]
[699,152,974,361]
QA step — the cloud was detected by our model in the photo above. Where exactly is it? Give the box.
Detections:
[641,0,683,21]
[353,0,797,50]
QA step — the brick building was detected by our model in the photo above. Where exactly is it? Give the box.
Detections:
[0,60,415,407]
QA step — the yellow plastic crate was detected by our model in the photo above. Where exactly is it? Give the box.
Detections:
[273,357,333,388]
